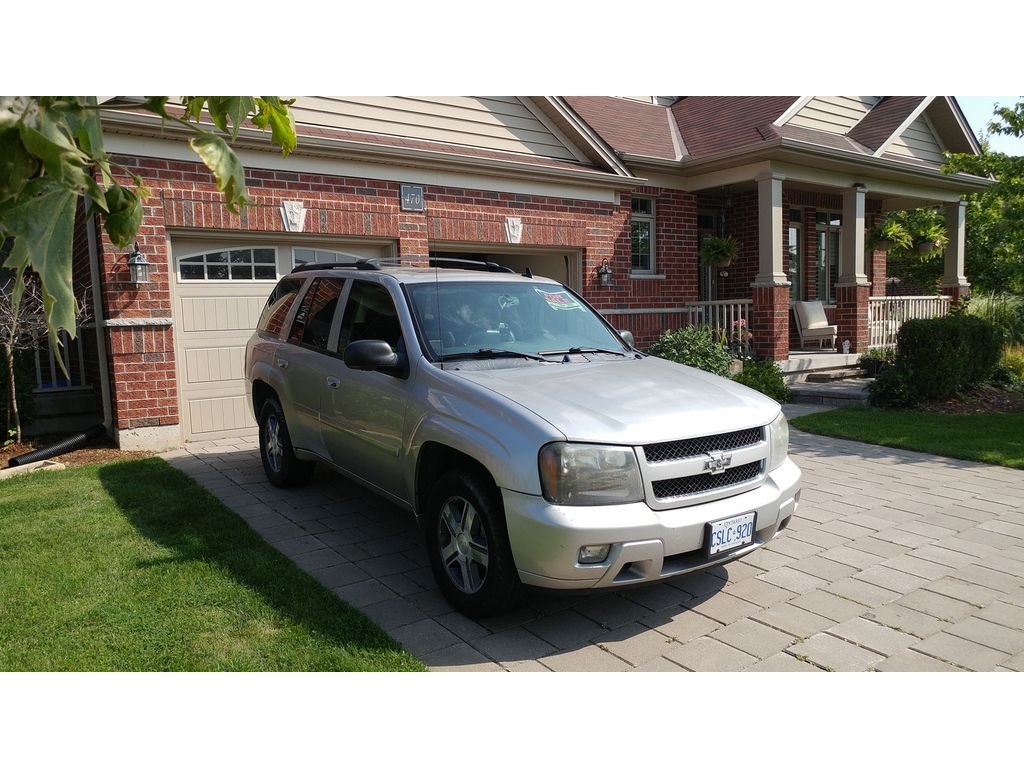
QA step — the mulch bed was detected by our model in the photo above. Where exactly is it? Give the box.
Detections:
[914,385,1024,415]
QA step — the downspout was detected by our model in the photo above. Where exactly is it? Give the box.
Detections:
[7,215,113,468]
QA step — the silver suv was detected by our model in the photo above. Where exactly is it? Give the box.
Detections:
[245,260,801,617]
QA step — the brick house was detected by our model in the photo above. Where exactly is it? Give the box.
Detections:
[50,97,989,451]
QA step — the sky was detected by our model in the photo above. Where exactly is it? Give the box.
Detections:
[955,96,1024,156]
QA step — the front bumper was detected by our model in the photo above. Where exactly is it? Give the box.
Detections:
[503,458,801,589]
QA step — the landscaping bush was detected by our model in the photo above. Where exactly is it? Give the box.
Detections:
[868,314,1003,407]
[731,359,792,403]
[647,325,732,377]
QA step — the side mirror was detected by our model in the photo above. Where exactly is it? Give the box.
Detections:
[618,330,635,348]
[344,339,401,371]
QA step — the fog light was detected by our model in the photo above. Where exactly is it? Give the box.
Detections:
[578,544,611,564]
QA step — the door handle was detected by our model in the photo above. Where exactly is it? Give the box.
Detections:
[326,376,341,389]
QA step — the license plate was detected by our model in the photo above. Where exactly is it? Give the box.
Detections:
[704,512,756,557]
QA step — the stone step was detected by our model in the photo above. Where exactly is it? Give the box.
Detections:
[805,367,867,383]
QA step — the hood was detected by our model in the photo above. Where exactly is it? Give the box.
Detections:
[448,355,780,444]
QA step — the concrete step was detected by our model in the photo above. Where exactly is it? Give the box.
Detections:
[789,377,871,407]
[805,368,867,383]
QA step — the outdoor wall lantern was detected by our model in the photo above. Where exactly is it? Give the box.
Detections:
[597,259,613,287]
[126,242,151,284]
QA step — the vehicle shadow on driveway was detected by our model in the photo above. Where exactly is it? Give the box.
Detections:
[163,441,733,670]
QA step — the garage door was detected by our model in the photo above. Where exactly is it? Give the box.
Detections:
[170,239,392,442]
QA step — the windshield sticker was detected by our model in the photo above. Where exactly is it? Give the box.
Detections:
[535,289,583,311]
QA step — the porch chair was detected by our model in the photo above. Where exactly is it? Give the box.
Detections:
[792,301,838,350]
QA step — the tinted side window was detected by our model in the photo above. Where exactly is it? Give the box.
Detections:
[257,277,304,337]
[337,282,401,355]
[288,278,344,349]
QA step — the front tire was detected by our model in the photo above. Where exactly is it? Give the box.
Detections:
[425,468,524,618]
[258,399,314,488]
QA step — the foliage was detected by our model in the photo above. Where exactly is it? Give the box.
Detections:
[882,207,948,292]
[730,359,792,403]
[647,324,733,376]
[964,291,1024,345]
[867,218,913,252]
[868,314,1003,407]
[698,234,740,266]
[0,458,426,671]
[790,406,1024,469]
[0,97,297,353]
[944,98,1024,293]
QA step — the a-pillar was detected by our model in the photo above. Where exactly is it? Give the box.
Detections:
[835,184,870,352]
[751,172,791,361]
[941,199,971,305]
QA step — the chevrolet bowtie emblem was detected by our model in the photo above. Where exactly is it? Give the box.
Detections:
[703,453,733,474]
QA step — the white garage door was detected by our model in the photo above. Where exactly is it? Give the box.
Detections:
[170,239,392,442]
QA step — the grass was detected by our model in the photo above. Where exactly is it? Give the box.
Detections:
[0,457,427,671]
[790,407,1024,469]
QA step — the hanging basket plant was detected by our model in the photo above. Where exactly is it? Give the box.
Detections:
[867,219,912,253]
[698,234,740,267]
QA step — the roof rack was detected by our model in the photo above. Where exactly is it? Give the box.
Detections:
[428,256,515,274]
[290,259,382,273]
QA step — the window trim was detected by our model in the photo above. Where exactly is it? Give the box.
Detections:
[630,197,656,274]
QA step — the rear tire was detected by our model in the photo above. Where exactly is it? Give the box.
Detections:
[258,399,314,488]
[425,468,524,618]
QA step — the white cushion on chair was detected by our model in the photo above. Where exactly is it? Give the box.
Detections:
[795,301,830,330]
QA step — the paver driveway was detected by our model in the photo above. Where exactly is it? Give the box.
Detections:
[161,404,1024,671]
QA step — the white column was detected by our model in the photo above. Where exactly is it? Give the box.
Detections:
[754,172,788,286]
[942,200,969,289]
[838,184,869,286]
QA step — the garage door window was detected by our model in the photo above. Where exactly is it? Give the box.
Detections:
[178,248,277,280]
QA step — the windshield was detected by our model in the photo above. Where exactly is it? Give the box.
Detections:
[407,280,629,359]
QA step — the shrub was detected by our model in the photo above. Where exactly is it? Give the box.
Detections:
[647,325,732,377]
[867,366,922,409]
[894,314,1003,401]
[965,292,1024,345]
[731,359,792,403]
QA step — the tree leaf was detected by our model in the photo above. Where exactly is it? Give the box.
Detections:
[206,97,256,140]
[100,183,143,249]
[0,178,80,341]
[253,97,297,157]
[0,127,40,205]
[188,133,250,213]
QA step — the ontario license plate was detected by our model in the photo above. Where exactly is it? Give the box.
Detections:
[704,512,756,557]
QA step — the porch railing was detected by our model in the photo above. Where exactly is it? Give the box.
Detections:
[602,299,753,350]
[33,329,89,391]
[868,295,951,349]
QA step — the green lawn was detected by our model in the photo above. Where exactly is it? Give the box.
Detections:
[790,407,1024,469]
[0,457,426,671]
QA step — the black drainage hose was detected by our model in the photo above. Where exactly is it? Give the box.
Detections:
[7,423,109,468]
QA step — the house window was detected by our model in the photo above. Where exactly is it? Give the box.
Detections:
[788,209,803,303]
[178,247,277,281]
[815,211,842,304]
[630,198,655,273]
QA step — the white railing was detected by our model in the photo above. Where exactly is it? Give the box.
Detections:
[602,299,753,351]
[869,295,951,349]
[33,329,89,391]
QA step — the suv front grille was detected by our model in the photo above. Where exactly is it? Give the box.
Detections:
[651,461,763,500]
[643,427,764,463]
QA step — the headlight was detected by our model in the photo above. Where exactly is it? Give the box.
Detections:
[539,443,643,505]
[767,412,790,472]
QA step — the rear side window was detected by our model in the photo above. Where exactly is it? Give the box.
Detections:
[257,278,304,337]
[288,278,344,350]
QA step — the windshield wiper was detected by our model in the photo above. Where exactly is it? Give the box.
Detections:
[439,348,550,363]
[540,346,630,357]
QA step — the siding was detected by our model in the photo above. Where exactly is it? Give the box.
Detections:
[289,96,582,161]
[886,115,947,164]
[787,96,880,134]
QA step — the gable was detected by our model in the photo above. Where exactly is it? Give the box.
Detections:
[884,113,947,164]
[785,96,881,134]
[289,96,588,163]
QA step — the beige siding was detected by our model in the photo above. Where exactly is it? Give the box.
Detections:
[289,96,582,161]
[886,115,946,164]
[788,96,880,134]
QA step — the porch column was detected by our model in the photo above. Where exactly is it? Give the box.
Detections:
[942,200,970,304]
[751,172,790,361]
[835,184,871,353]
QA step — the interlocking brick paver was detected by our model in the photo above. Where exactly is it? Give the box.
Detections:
[861,603,948,639]
[790,590,869,623]
[795,632,884,671]
[827,616,917,657]
[711,617,795,659]
[722,575,797,608]
[911,632,1009,671]
[542,643,632,672]
[747,652,824,671]
[752,603,833,639]
[664,636,757,671]
[946,616,1024,655]
[874,649,966,672]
